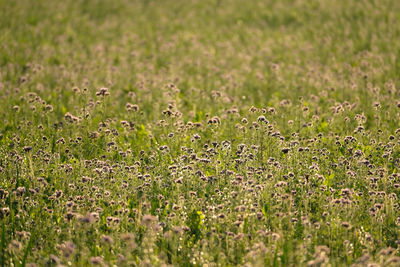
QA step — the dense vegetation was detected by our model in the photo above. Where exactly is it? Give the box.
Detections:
[1,0,400,266]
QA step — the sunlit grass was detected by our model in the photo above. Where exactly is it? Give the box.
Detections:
[1,0,400,266]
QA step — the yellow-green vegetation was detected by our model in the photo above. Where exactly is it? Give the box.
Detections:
[1,0,400,266]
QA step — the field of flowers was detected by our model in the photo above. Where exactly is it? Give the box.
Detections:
[1,0,400,266]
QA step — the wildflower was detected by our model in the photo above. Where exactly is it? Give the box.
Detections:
[90,256,104,265]
[16,231,31,240]
[249,106,258,113]
[101,235,114,245]
[64,112,79,123]
[174,177,183,184]
[48,254,60,265]
[142,214,157,226]
[126,103,139,111]
[257,115,268,124]
[23,146,32,152]
[9,240,22,250]
[233,220,242,227]
[57,241,75,258]
[271,232,280,241]
[121,233,135,242]
[341,222,351,229]
[356,254,370,264]
[172,226,183,235]
[281,147,290,154]
[274,181,287,188]
[208,116,221,124]
[44,104,53,112]
[193,133,201,140]
[234,205,246,212]
[235,233,245,240]
[15,187,26,197]
[77,213,95,224]
[96,88,110,96]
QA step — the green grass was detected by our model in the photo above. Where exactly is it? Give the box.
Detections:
[1,0,400,266]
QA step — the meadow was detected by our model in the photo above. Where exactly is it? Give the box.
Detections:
[1,0,400,266]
